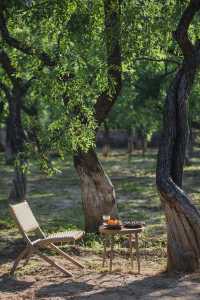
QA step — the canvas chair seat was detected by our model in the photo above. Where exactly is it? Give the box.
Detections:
[37,231,84,245]
[47,230,84,242]
[9,201,85,277]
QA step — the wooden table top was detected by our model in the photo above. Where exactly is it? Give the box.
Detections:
[99,225,144,235]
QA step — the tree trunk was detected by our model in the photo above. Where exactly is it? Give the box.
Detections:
[157,68,200,272]
[5,116,14,164]
[102,121,110,157]
[73,0,121,232]
[74,149,117,232]
[8,92,27,203]
[0,49,28,203]
[156,0,200,272]
[9,162,27,203]
[127,127,135,155]
[141,131,147,156]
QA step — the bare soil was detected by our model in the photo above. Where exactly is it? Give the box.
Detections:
[1,150,200,299]
[1,254,200,300]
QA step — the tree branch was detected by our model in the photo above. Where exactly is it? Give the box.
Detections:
[94,0,122,125]
[0,4,56,67]
[22,76,36,93]
[135,56,181,65]
[173,0,200,58]
[0,50,17,84]
[22,103,38,116]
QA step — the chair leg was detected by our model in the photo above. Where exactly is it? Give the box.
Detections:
[49,243,84,269]
[10,247,29,276]
[23,248,33,266]
[35,248,73,277]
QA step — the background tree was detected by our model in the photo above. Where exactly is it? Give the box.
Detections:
[0,49,32,202]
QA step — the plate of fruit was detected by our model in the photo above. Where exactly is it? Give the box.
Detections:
[103,218,122,229]
[123,221,145,229]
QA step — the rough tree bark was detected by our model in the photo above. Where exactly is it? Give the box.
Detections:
[156,0,200,272]
[73,0,122,232]
[74,150,117,232]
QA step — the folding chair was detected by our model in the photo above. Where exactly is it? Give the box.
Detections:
[9,201,84,277]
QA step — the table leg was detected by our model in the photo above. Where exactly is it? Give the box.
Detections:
[129,233,133,269]
[102,236,107,267]
[135,232,140,273]
[109,235,114,273]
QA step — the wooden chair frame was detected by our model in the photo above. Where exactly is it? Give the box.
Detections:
[9,201,84,277]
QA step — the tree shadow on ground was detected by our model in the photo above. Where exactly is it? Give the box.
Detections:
[0,237,26,264]
[35,272,199,300]
[0,275,34,292]
[36,281,94,298]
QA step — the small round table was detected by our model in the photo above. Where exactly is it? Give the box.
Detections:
[99,225,144,273]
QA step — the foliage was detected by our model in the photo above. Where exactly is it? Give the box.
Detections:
[1,0,200,166]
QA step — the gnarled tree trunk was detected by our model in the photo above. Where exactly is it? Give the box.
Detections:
[156,1,200,272]
[74,150,117,232]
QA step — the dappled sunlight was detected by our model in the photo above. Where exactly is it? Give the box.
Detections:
[1,149,200,298]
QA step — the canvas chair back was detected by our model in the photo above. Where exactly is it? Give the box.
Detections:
[9,201,40,234]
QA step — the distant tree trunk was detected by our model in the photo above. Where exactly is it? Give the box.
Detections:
[156,1,200,272]
[0,4,53,203]
[0,48,32,203]
[141,129,147,156]
[133,129,139,149]
[73,0,121,232]
[142,139,147,156]
[185,128,193,165]
[0,127,7,153]
[102,121,110,157]
[127,127,135,155]
[188,128,194,157]
[74,150,117,232]
[5,116,14,164]
[9,162,27,203]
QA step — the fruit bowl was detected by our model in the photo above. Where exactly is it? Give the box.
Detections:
[103,218,122,229]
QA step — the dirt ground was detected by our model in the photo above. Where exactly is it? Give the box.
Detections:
[1,150,200,299]
[1,253,200,300]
